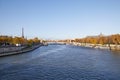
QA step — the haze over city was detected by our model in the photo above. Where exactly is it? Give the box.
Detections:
[0,0,120,39]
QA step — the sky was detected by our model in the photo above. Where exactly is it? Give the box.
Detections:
[0,0,120,39]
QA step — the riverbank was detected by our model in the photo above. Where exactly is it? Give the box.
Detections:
[71,42,120,51]
[0,44,41,57]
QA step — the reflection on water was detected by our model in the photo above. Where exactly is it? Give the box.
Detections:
[0,45,120,80]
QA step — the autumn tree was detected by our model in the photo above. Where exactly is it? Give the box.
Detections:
[110,34,120,45]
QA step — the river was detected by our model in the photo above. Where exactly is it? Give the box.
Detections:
[0,45,120,80]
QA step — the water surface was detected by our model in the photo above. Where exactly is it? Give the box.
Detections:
[0,45,120,80]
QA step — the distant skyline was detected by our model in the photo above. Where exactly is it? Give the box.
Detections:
[0,0,120,39]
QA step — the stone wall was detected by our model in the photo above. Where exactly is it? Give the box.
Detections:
[0,46,25,53]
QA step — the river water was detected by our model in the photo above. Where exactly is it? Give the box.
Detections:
[0,45,120,80]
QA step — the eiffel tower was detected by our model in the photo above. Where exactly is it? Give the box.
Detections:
[22,27,24,38]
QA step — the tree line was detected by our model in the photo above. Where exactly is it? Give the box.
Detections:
[0,35,41,47]
[74,34,120,45]
[1,34,120,46]
[57,34,120,45]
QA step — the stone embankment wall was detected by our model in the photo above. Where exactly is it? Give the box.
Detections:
[0,46,25,53]
[0,45,41,57]
[71,42,120,50]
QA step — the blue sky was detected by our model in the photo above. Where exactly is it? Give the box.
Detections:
[0,0,120,39]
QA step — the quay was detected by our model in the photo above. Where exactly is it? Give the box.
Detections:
[0,44,42,57]
[70,42,120,51]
